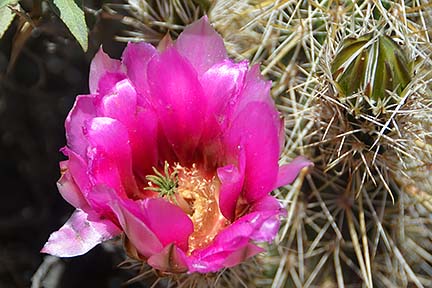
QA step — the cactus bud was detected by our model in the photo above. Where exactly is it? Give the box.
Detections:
[331,34,412,108]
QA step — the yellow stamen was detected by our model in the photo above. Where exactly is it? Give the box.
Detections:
[175,164,230,254]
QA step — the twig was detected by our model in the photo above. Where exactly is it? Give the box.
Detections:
[31,256,64,288]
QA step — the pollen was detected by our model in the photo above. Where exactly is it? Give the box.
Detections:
[174,164,230,254]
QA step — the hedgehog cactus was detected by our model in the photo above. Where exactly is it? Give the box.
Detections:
[106,0,432,287]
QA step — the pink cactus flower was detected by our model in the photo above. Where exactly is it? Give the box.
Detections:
[42,17,311,273]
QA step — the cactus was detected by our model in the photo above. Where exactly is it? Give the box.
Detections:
[103,0,208,44]
[210,1,432,287]
[107,0,432,287]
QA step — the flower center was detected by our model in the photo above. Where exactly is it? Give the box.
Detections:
[145,162,178,202]
[146,162,230,254]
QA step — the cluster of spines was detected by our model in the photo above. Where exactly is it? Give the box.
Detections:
[103,0,207,44]
[210,0,432,287]
[118,257,264,288]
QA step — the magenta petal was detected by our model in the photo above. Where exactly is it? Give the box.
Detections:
[121,42,156,97]
[192,196,284,268]
[95,79,137,125]
[61,148,92,199]
[147,244,189,273]
[200,60,249,140]
[222,243,264,268]
[89,47,121,94]
[274,156,313,188]
[225,102,280,202]
[132,107,159,176]
[147,47,206,162]
[139,198,193,252]
[41,209,120,257]
[63,147,108,203]
[65,95,96,158]
[217,151,245,221]
[247,196,286,242]
[251,195,284,212]
[175,16,227,76]
[95,79,158,175]
[97,72,127,96]
[111,200,163,258]
[214,209,280,245]
[235,64,273,115]
[84,117,137,197]
[189,251,240,272]
[189,241,263,273]
[57,161,88,209]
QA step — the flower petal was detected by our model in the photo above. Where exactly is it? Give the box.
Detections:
[147,244,189,273]
[193,196,285,260]
[57,160,88,209]
[247,196,286,242]
[111,199,163,258]
[94,79,158,177]
[89,47,121,94]
[234,64,273,115]
[139,198,194,252]
[132,107,159,179]
[175,16,227,76]
[200,60,248,141]
[188,243,263,273]
[61,147,91,197]
[225,102,281,202]
[191,196,284,272]
[212,209,282,247]
[147,47,206,162]
[41,209,120,257]
[95,79,137,125]
[84,117,137,198]
[65,95,96,158]
[111,197,193,257]
[121,42,157,98]
[97,72,127,96]
[217,151,246,221]
[222,243,264,268]
[274,156,313,188]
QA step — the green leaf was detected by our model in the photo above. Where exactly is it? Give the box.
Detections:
[0,0,17,9]
[0,6,16,39]
[53,0,88,51]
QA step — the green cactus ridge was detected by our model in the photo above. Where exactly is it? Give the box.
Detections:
[332,34,413,105]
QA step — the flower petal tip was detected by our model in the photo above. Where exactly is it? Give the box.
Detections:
[175,15,227,76]
[41,209,120,257]
[89,47,121,94]
[275,156,313,188]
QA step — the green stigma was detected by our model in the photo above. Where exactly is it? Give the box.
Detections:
[146,161,178,201]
